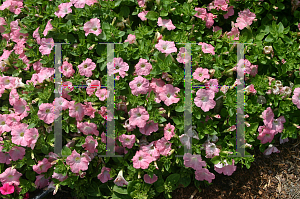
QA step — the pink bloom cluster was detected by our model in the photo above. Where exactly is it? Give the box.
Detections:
[214,159,237,176]
[194,7,217,28]
[257,107,286,144]
[183,153,215,183]
[157,17,176,30]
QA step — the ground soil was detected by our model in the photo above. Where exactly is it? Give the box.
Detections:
[30,135,300,199]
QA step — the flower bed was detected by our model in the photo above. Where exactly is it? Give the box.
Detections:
[0,0,300,198]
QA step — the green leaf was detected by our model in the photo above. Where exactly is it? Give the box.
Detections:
[278,22,284,34]
[120,6,130,18]
[180,176,191,188]
[164,158,171,171]
[265,34,274,42]
[27,123,36,129]
[166,174,180,185]
[115,0,122,7]
[175,101,184,112]
[127,181,141,196]
[145,11,159,21]
[41,145,49,155]
[294,10,300,18]
[61,146,72,157]
[154,179,164,193]
[282,35,293,45]
[113,185,128,195]
[26,171,36,181]
[210,155,221,164]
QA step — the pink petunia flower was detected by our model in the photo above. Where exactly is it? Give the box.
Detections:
[86,80,101,96]
[164,123,175,140]
[82,136,98,153]
[33,158,52,174]
[176,47,190,64]
[235,8,256,30]
[83,18,102,36]
[129,76,150,96]
[66,150,89,174]
[60,61,75,78]
[138,11,149,21]
[25,128,39,149]
[159,84,180,106]
[37,103,58,124]
[8,146,25,161]
[35,174,49,189]
[203,141,220,158]
[0,17,7,34]
[43,19,53,36]
[195,168,215,183]
[118,134,136,149]
[262,107,274,129]
[205,79,219,93]
[194,89,216,112]
[135,58,152,76]
[144,174,158,184]
[150,78,165,93]
[0,167,22,186]
[193,67,210,82]
[0,114,11,134]
[140,141,160,161]
[107,57,129,78]
[33,27,41,45]
[292,88,300,109]
[198,42,215,55]
[124,34,136,44]
[205,13,217,28]
[0,183,14,195]
[155,40,177,56]
[245,84,257,95]
[77,121,99,136]
[11,123,30,146]
[0,152,11,165]
[39,38,54,55]
[132,150,153,169]
[157,17,176,30]
[78,58,97,77]
[155,137,172,156]
[137,0,145,7]
[97,167,113,183]
[95,88,109,101]
[69,101,85,122]
[128,106,149,128]
[257,126,276,144]
[223,5,234,19]
[52,172,68,182]
[194,7,207,20]
[54,2,73,18]
[71,0,87,8]
[114,170,128,186]
[263,144,280,155]
[183,153,207,170]
[214,159,237,176]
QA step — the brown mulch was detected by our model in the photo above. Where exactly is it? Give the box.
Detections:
[167,135,300,199]
[31,136,300,199]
